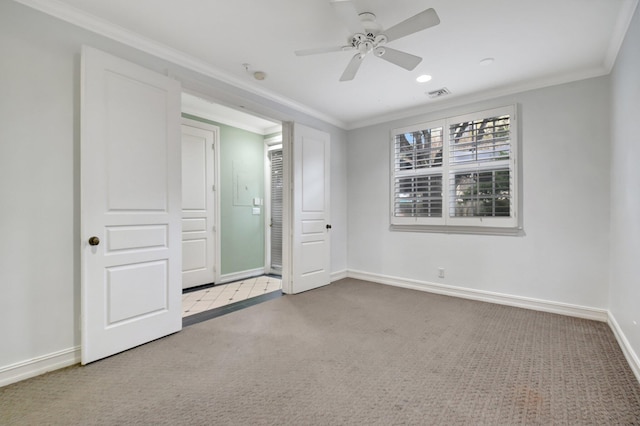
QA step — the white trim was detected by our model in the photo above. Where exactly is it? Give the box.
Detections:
[331,270,348,282]
[265,135,283,146]
[182,103,270,136]
[219,267,265,284]
[347,269,608,322]
[348,66,609,130]
[604,0,640,70]
[265,125,283,136]
[390,224,524,236]
[13,0,635,132]
[4,283,638,388]
[12,0,346,130]
[0,346,80,388]
[281,122,294,294]
[608,312,640,384]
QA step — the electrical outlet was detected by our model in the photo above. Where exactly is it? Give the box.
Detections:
[438,268,445,278]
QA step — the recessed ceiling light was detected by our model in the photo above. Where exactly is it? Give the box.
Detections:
[479,57,495,66]
[416,74,432,83]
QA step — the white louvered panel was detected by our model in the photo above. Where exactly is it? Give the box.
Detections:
[270,149,283,270]
[448,168,512,218]
[449,115,511,166]
[393,174,443,218]
[394,127,444,173]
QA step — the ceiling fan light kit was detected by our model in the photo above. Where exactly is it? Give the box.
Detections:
[295,1,440,81]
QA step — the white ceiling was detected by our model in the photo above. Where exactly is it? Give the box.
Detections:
[18,0,638,129]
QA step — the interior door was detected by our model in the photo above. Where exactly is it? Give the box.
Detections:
[291,123,331,293]
[81,46,182,364]
[181,120,218,288]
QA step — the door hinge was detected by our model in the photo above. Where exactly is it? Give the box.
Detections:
[212,225,216,232]
[211,143,215,150]
[212,184,216,191]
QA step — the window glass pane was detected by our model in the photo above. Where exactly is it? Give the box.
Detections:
[395,127,443,172]
[394,175,442,217]
[450,169,511,217]
[449,115,510,166]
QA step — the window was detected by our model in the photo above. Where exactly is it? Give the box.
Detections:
[391,105,519,233]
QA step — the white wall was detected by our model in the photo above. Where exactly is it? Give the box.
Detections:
[0,1,347,376]
[330,122,348,277]
[609,5,640,363]
[347,76,611,309]
[0,1,80,371]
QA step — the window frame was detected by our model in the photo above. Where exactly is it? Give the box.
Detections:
[390,105,521,235]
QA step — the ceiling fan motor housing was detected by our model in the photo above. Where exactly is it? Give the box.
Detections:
[350,16,387,55]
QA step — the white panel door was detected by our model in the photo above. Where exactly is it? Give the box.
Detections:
[181,121,217,288]
[291,124,331,293]
[81,46,182,364]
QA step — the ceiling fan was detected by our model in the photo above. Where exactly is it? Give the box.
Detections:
[295,0,440,81]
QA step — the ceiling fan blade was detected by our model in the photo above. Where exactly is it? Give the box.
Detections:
[340,53,365,81]
[330,0,365,35]
[384,8,440,42]
[295,46,352,56]
[377,47,422,71]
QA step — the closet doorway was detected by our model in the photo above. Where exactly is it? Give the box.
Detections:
[180,92,283,318]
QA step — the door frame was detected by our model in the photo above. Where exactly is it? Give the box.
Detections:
[178,88,291,289]
[281,122,293,294]
[264,135,283,276]
[181,117,221,286]
[176,80,297,293]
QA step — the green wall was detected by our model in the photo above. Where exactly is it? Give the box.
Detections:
[183,113,265,276]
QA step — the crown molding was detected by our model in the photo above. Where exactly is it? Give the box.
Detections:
[12,0,347,130]
[604,0,639,71]
[182,93,281,135]
[347,65,610,130]
[13,0,635,132]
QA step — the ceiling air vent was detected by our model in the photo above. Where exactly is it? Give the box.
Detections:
[427,87,451,98]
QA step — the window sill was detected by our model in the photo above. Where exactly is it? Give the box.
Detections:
[389,224,524,236]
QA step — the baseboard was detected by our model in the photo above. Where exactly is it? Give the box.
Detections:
[347,270,608,322]
[219,267,265,284]
[0,346,80,388]
[608,312,640,384]
[331,269,348,282]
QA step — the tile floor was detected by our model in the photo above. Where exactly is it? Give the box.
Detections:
[182,275,282,317]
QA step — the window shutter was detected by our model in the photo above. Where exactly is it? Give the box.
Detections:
[392,123,444,222]
[270,150,283,270]
[391,105,518,232]
[448,113,513,219]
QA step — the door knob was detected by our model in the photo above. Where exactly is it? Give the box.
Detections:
[88,236,100,246]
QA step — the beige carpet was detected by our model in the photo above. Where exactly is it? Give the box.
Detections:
[2,278,639,425]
